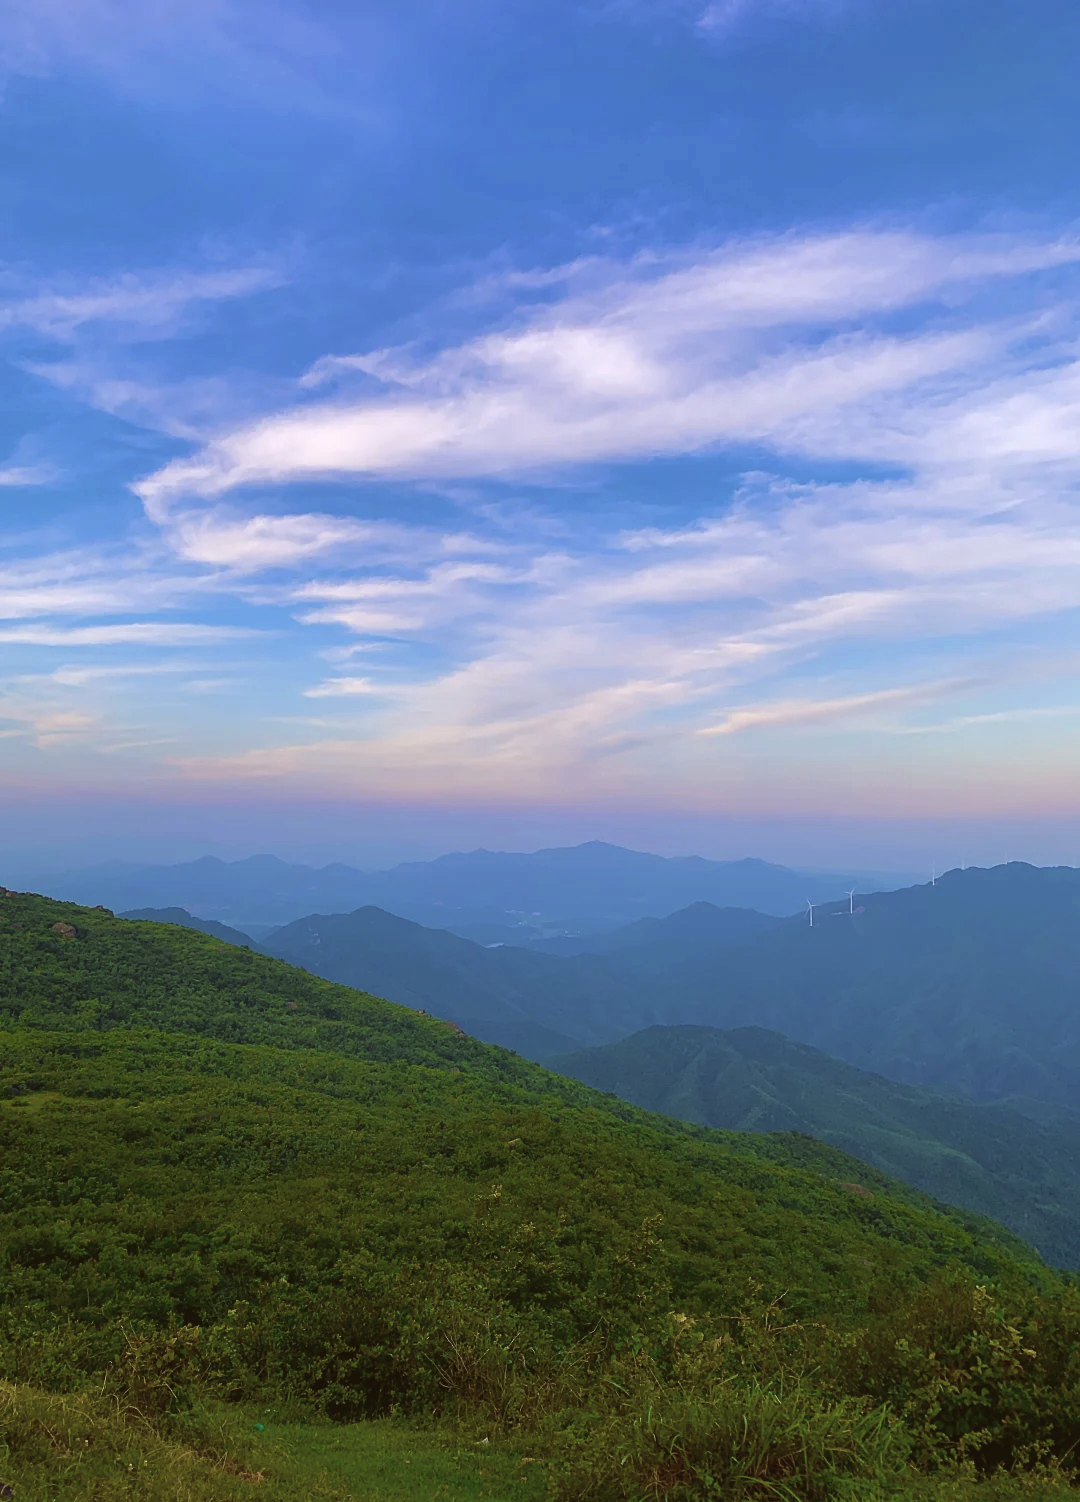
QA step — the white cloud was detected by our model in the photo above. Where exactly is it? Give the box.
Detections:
[157,445,1080,796]
[0,543,234,623]
[0,265,282,343]
[303,676,381,698]
[135,229,1080,501]
[694,0,846,38]
[11,223,1080,802]
[14,664,186,686]
[166,509,414,571]
[0,622,260,646]
[899,705,1080,735]
[29,710,98,747]
[699,681,969,736]
[0,462,57,486]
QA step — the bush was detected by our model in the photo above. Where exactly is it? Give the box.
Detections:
[549,1375,906,1501]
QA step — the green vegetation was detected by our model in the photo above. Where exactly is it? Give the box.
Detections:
[2,891,1080,1499]
[0,1382,546,1501]
[552,1025,1080,1269]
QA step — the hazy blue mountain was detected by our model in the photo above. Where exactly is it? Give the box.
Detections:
[530,901,783,955]
[638,863,1080,1105]
[258,898,801,1056]
[263,864,1080,1112]
[118,907,255,945]
[259,905,635,1055]
[549,1023,1080,1269]
[48,855,370,930]
[38,841,907,931]
[75,858,1080,1117]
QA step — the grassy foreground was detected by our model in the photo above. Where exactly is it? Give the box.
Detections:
[0,1381,549,1501]
[1,1385,1077,1501]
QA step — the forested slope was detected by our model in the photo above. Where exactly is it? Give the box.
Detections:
[552,1024,1080,1268]
[4,889,1080,1499]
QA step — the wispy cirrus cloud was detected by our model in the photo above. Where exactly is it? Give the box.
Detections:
[166,509,422,572]
[135,229,1080,503]
[0,462,57,486]
[0,0,391,124]
[0,622,260,646]
[694,0,849,39]
[11,223,1080,807]
[699,680,974,736]
[602,0,852,42]
[303,676,382,699]
[0,265,283,342]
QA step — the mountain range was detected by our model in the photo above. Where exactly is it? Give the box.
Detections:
[38,841,913,934]
[259,902,778,1056]
[618,862,1080,1105]
[9,867,1080,1495]
[125,862,1080,1112]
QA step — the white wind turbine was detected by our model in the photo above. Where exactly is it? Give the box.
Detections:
[846,888,856,914]
[806,899,815,928]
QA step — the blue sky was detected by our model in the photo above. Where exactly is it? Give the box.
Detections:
[4,0,1080,871]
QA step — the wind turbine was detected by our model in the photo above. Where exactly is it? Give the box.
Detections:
[806,899,815,928]
[846,888,855,914]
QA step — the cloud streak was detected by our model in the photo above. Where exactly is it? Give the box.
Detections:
[699,681,971,736]
[0,622,260,646]
[0,266,283,342]
[136,229,1080,502]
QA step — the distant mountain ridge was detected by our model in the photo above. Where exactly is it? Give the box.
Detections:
[38,841,914,932]
[630,862,1080,1105]
[258,904,672,1056]
[258,863,1080,1113]
[118,907,255,946]
[550,1023,1080,1269]
[530,901,784,955]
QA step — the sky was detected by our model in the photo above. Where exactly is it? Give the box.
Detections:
[4,0,1080,873]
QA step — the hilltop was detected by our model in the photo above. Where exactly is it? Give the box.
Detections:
[258,902,727,1055]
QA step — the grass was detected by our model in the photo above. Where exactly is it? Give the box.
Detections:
[2,1379,1078,1501]
[0,1380,549,1502]
[253,1419,549,1501]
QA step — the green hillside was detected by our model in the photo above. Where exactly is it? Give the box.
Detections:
[3,890,1080,1499]
[552,1024,1080,1269]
